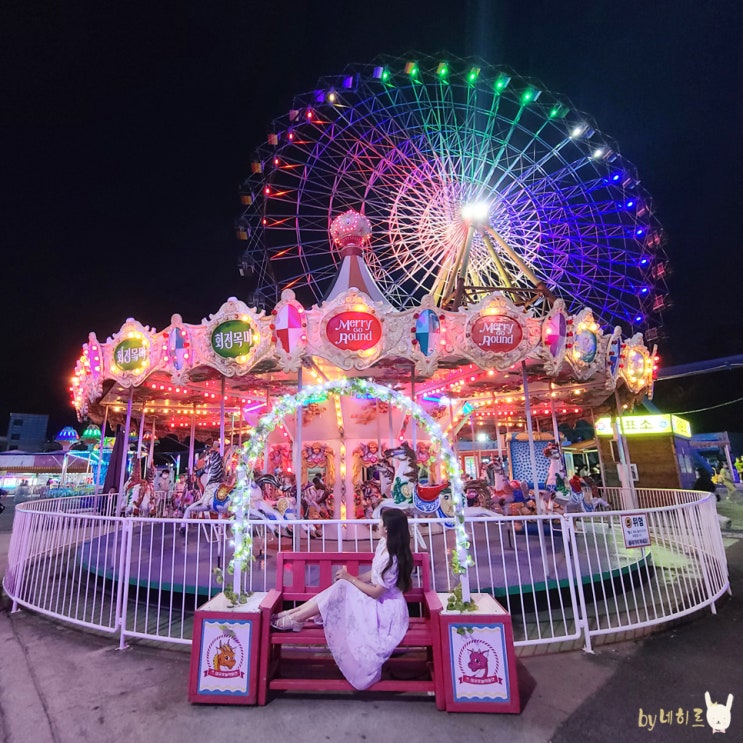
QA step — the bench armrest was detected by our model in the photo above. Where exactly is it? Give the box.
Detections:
[260,589,282,615]
[422,590,443,617]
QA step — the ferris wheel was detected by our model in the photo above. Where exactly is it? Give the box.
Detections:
[237,54,669,337]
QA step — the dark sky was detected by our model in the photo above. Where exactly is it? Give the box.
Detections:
[2,0,741,438]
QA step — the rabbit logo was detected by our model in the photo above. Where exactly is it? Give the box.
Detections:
[705,691,733,734]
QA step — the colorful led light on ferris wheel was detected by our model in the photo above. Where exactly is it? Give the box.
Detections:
[521,86,540,104]
[549,102,569,118]
[494,72,511,91]
[436,62,449,79]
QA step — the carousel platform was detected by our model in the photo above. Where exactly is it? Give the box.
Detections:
[76,517,654,609]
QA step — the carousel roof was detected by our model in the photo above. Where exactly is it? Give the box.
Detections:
[70,276,655,442]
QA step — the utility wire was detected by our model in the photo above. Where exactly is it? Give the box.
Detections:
[673,396,743,416]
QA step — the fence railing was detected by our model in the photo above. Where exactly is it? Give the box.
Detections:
[2,489,729,652]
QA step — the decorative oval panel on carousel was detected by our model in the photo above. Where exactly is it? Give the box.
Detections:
[271,289,307,371]
[566,309,603,380]
[539,300,568,374]
[72,331,106,418]
[158,315,192,383]
[459,294,540,370]
[106,319,159,388]
[404,295,446,376]
[605,327,624,388]
[620,334,653,394]
[198,298,273,377]
[314,290,387,370]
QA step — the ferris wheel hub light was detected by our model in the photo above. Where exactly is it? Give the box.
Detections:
[461,201,490,224]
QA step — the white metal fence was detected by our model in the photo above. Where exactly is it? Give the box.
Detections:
[2,490,729,652]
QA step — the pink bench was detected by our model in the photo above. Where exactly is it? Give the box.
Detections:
[258,552,444,707]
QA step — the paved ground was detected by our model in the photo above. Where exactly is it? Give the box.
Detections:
[1,494,741,743]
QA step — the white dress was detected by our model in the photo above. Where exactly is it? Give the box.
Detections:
[314,539,409,689]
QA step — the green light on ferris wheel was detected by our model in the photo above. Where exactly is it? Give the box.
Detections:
[550,102,570,119]
[521,87,541,105]
[494,72,511,92]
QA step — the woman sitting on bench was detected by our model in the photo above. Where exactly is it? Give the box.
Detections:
[271,509,414,690]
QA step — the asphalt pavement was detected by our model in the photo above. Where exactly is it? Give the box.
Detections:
[1,495,741,743]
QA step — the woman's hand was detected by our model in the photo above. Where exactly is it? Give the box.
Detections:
[335,566,353,583]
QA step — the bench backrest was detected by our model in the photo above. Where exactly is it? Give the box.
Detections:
[275,551,431,603]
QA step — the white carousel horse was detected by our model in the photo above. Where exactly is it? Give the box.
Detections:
[371,444,450,549]
[180,466,313,538]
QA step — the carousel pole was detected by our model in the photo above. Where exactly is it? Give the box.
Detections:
[522,362,551,578]
[590,408,607,490]
[148,418,156,465]
[447,397,458,459]
[118,388,134,496]
[388,399,394,448]
[137,403,146,463]
[521,362,543,515]
[293,368,303,549]
[504,420,512,479]
[469,417,477,478]
[219,377,226,456]
[410,364,417,453]
[263,388,271,475]
[613,390,637,508]
[375,399,382,458]
[496,422,505,460]
[549,386,561,443]
[188,404,196,474]
[94,406,109,493]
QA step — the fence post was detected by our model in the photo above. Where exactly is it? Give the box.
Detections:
[7,509,33,613]
[684,498,719,614]
[115,517,133,650]
[565,514,594,653]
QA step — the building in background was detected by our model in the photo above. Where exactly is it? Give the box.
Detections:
[1,413,49,452]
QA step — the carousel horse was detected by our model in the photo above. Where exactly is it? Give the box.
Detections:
[371,444,450,548]
[357,478,383,519]
[388,442,419,505]
[488,455,513,499]
[180,445,233,525]
[121,461,156,517]
[543,442,570,512]
[435,481,504,522]
[302,477,332,520]
[564,470,609,513]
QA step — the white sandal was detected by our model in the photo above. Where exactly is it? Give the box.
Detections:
[270,614,302,632]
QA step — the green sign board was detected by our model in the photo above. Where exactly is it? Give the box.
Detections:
[211,320,255,359]
[114,338,148,371]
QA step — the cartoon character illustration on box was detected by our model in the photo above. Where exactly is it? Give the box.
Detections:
[213,641,237,672]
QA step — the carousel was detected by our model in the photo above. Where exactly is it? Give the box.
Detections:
[69,55,667,598]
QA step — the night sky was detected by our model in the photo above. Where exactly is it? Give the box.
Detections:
[3,0,741,439]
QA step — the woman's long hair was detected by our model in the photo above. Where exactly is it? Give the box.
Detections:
[381,509,413,592]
